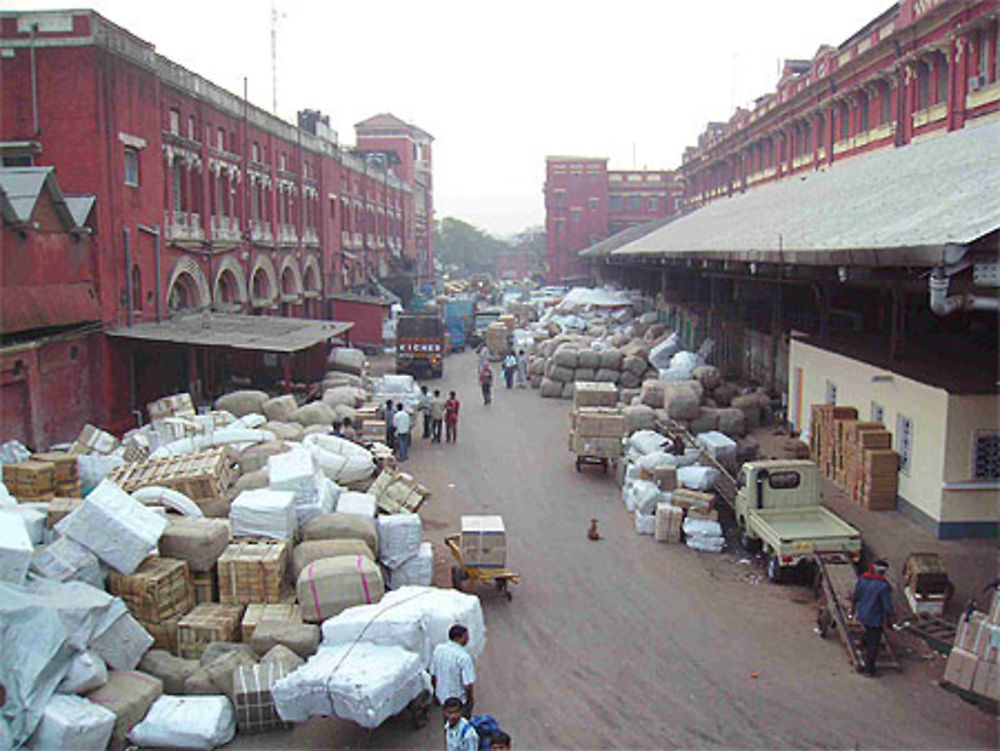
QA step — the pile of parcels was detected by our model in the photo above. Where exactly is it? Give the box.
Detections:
[568,383,625,459]
[808,405,900,511]
[943,590,1000,700]
[0,356,471,749]
[619,429,729,552]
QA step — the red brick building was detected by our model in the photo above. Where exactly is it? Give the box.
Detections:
[679,0,1000,208]
[0,9,433,441]
[543,157,682,284]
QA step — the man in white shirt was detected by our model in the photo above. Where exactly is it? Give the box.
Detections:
[443,697,478,751]
[393,404,411,461]
[431,624,476,718]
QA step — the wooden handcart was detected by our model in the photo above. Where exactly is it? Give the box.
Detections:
[444,534,519,601]
[814,552,901,673]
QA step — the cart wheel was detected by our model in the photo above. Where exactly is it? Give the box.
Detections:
[739,529,760,554]
[451,565,466,590]
[817,608,833,638]
[766,553,785,584]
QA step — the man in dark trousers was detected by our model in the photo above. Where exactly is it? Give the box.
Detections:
[851,558,894,676]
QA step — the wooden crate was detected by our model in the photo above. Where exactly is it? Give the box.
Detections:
[241,602,301,641]
[46,497,84,528]
[862,449,899,511]
[55,481,83,498]
[177,603,245,658]
[218,540,289,605]
[108,557,194,623]
[147,392,196,422]
[192,567,219,604]
[3,460,55,495]
[106,447,236,505]
[142,615,183,652]
[31,453,78,484]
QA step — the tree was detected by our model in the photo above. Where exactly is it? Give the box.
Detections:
[510,225,546,261]
[434,217,511,275]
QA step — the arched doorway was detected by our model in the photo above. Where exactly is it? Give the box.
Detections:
[249,254,278,312]
[213,256,248,312]
[166,257,210,312]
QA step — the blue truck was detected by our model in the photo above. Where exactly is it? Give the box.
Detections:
[443,299,475,352]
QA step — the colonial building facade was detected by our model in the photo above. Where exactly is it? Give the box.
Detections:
[679,0,1000,208]
[543,157,681,284]
[0,9,433,436]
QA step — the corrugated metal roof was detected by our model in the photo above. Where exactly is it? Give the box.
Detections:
[107,312,354,353]
[612,119,1000,266]
[579,216,677,258]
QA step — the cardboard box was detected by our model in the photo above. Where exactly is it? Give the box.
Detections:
[955,612,989,652]
[972,659,1000,700]
[176,603,245,659]
[573,382,619,409]
[147,392,195,422]
[943,647,979,692]
[653,466,677,491]
[108,557,194,623]
[218,540,289,605]
[241,602,301,641]
[69,424,121,456]
[46,497,84,528]
[573,408,625,438]
[32,452,78,484]
[670,488,714,512]
[4,460,55,495]
[460,515,506,568]
[654,503,683,543]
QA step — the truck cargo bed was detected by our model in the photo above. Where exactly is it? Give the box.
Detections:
[753,506,860,542]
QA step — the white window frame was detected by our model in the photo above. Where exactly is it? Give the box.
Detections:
[123,147,139,187]
[169,109,180,135]
[896,414,913,476]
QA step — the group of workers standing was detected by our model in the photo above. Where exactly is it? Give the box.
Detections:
[477,346,528,405]
[380,388,461,462]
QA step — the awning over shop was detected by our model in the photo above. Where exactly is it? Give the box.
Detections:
[611,118,1000,266]
[107,312,353,353]
[1,282,100,333]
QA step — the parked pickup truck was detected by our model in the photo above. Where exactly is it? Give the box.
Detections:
[734,459,861,583]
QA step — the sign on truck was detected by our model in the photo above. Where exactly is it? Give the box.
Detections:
[396,315,445,378]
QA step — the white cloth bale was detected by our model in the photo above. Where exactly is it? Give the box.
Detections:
[30,536,103,586]
[376,514,423,569]
[380,586,486,660]
[55,480,167,575]
[632,480,668,516]
[268,448,317,495]
[628,430,668,456]
[30,694,116,751]
[387,542,433,589]
[661,351,703,381]
[696,431,738,465]
[678,465,719,491]
[0,510,33,586]
[303,434,375,485]
[272,643,427,729]
[89,598,154,671]
[230,488,297,540]
[263,421,305,442]
[262,395,298,422]
[128,695,235,750]
[336,491,376,520]
[57,651,107,695]
[648,334,680,369]
[635,510,655,536]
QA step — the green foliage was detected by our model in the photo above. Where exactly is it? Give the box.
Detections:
[434,217,546,275]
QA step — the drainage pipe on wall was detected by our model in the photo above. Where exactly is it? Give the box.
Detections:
[929,267,999,315]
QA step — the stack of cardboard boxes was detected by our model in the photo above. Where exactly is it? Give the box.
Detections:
[486,322,509,356]
[32,453,81,497]
[568,382,623,459]
[943,594,999,700]
[460,515,507,569]
[2,460,56,503]
[810,405,900,511]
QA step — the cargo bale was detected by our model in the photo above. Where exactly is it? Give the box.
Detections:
[215,391,269,418]
[262,395,298,423]
[289,403,336,427]
[692,365,722,390]
[540,377,562,398]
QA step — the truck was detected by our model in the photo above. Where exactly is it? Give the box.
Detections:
[467,307,503,350]
[733,459,861,583]
[395,315,445,378]
[443,299,475,352]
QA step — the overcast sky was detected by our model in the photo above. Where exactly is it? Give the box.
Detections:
[11,0,893,236]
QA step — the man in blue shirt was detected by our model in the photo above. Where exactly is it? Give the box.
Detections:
[851,558,894,677]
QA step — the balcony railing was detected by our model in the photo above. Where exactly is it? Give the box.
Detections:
[249,221,274,245]
[164,210,204,243]
[210,214,241,243]
[302,227,319,246]
[277,224,298,246]
[353,232,362,248]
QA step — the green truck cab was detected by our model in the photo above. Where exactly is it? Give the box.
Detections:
[734,459,861,583]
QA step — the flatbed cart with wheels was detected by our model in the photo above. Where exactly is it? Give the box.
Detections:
[445,534,519,601]
[814,552,901,673]
[574,453,616,474]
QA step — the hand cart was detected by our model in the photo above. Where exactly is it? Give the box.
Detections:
[444,534,519,601]
[814,552,901,673]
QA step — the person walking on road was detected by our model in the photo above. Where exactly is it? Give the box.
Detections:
[393,404,411,461]
[430,389,445,443]
[851,558,894,676]
[383,399,396,449]
[419,385,432,439]
[445,391,460,443]
[431,625,476,718]
[515,349,528,388]
[479,361,494,405]
[502,352,517,389]
[443,698,478,751]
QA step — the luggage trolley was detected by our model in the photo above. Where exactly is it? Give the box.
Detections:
[445,533,519,601]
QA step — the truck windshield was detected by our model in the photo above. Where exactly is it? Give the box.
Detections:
[398,317,442,337]
[768,471,801,489]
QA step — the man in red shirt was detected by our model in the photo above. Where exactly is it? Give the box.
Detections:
[445,391,461,443]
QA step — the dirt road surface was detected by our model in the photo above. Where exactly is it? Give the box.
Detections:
[232,352,996,749]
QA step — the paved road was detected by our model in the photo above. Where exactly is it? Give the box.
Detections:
[238,351,995,749]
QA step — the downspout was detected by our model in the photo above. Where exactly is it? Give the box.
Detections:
[30,23,40,135]
[929,267,1000,314]
[137,224,161,322]
[124,227,133,326]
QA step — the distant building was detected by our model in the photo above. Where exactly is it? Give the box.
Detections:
[543,157,682,284]
[496,250,544,281]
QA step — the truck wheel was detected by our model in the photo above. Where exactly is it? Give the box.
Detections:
[767,554,785,584]
[740,529,760,554]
